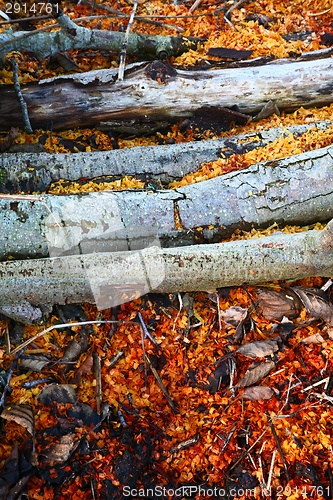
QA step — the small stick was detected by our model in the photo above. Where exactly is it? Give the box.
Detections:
[81,0,185,32]
[118,0,139,81]
[144,354,178,413]
[302,377,330,393]
[284,373,293,406]
[11,58,33,133]
[108,350,124,369]
[216,292,222,331]
[93,352,102,414]
[170,434,199,453]
[10,320,141,356]
[258,456,267,490]
[138,312,160,351]
[266,449,277,492]
[0,15,51,25]
[189,0,203,14]
[265,411,290,482]
[321,278,333,292]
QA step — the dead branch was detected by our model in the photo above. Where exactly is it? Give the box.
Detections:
[1,54,333,131]
[0,143,332,259]
[0,10,199,61]
[0,121,332,192]
[0,219,332,323]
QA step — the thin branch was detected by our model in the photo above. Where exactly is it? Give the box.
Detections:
[118,0,138,81]
[93,352,102,414]
[81,0,185,32]
[10,320,141,356]
[144,353,178,413]
[266,449,277,492]
[189,0,203,14]
[0,14,52,25]
[11,58,33,133]
[265,410,290,482]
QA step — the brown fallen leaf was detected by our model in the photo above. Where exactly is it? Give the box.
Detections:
[301,333,325,344]
[39,434,76,466]
[257,288,302,321]
[221,306,248,326]
[292,287,333,326]
[71,353,94,385]
[240,386,276,401]
[236,340,279,359]
[1,404,35,436]
[235,360,275,388]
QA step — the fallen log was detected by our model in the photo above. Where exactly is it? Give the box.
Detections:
[1,121,332,192]
[0,11,198,61]
[1,219,332,323]
[1,144,333,259]
[1,55,333,130]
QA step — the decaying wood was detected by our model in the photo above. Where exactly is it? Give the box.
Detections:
[0,11,198,61]
[1,144,333,259]
[1,121,332,192]
[1,219,332,323]
[1,55,333,130]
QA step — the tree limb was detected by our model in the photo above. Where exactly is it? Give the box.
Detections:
[0,11,199,60]
[0,220,332,323]
[1,55,333,131]
[0,143,333,259]
[1,121,332,192]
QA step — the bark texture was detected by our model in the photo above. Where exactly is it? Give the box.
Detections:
[0,220,332,323]
[1,57,333,130]
[0,12,197,60]
[1,144,333,259]
[1,121,332,192]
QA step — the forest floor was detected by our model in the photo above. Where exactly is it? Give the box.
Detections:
[0,1,333,499]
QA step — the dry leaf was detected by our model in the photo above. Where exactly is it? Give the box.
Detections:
[241,386,275,401]
[19,355,50,372]
[71,353,94,385]
[40,434,76,466]
[38,384,77,405]
[292,287,333,326]
[1,404,35,435]
[257,288,302,321]
[327,327,333,340]
[221,306,248,326]
[236,340,279,359]
[236,360,275,388]
[301,333,325,344]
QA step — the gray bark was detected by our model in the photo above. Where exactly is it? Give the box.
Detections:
[1,143,333,259]
[0,219,332,323]
[1,56,333,130]
[0,12,196,60]
[1,121,332,192]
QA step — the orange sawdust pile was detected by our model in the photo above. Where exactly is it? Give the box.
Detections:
[1,281,333,498]
[1,0,333,498]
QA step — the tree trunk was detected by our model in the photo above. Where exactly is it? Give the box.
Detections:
[1,219,332,323]
[1,56,333,130]
[1,143,333,259]
[1,121,332,192]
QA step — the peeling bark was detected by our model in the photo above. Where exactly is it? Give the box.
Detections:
[1,121,332,192]
[1,144,333,260]
[1,56,333,130]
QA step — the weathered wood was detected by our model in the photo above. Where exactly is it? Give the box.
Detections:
[1,56,333,130]
[0,12,197,60]
[1,219,332,323]
[1,144,333,259]
[1,121,332,192]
